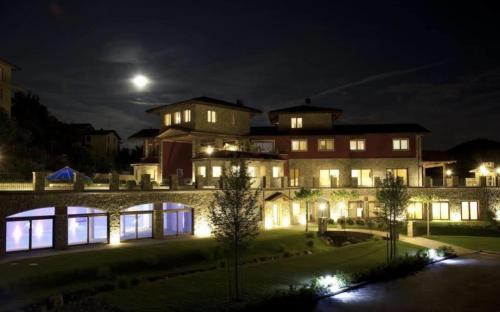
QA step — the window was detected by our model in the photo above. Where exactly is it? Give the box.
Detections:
[212,166,222,178]
[393,138,409,151]
[120,204,153,241]
[184,109,191,122]
[290,168,300,187]
[164,113,172,126]
[291,139,308,151]
[253,140,274,153]
[351,169,373,187]
[348,201,364,218]
[387,168,408,185]
[461,201,478,220]
[247,166,256,177]
[292,202,301,215]
[6,207,55,252]
[432,202,449,220]
[68,207,108,246]
[207,110,217,123]
[163,202,193,236]
[350,139,366,151]
[319,169,339,187]
[197,166,206,178]
[272,166,280,178]
[174,112,182,124]
[291,117,303,128]
[407,202,423,220]
[318,138,334,151]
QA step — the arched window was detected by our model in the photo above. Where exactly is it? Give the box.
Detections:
[120,204,153,241]
[68,207,108,246]
[6,207,55,252]
[163,202,193,236]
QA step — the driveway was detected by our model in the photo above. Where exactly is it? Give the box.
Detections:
[315,252,500,312]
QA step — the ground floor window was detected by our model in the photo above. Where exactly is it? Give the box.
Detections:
[368,201,381,218]
[432,202,449,220]
[461,201,478,220]
[120,204,153,241]
[6,207,55,252]
[163,202,193,236]
[407,202,423,220]
[68,207,108,246]
[348,201,364,218]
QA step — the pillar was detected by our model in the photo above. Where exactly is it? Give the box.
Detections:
[282,176,288,188]
[153,203,164,239]
[54,205,68,250]
[169,174,179,190]
[109,209,121,244]
[32,172,46,192]
[407,221,416,237]
[0,215,6,256]
[109,171,119,191]
[141,174,152,191]
[73,172,84,192]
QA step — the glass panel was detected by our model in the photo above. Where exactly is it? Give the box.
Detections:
[31,219,53,249]
[137,213,152,239]
[68,206,106,215]
[470,202,478,220]
[393,139,400,150]
[461,202,469,220]
[89,216,108,243]
[358,140,365,150]
[350,140,357,150]
[401,139,409,150]
[164,212,178,236]
[68,217,88,245]
[8,207,55,218]
[212,166,222,178]
[178,211,193,234]
[120,214,137,240]
[441,203,449,219]
[122,204,153,212]
[163,202,189,210]
[6,220,30,252]
[432,203,441,220]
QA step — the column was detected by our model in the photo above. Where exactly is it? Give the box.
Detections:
[141,174,152,191]
[54,205,68,250]
[109,209,121,244]
[109,171,119,191]
[32,172,46,192]
[73,172,84,192]
[0,214,6,256]
[153,203,164,239]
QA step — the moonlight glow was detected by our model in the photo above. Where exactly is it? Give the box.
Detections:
[131,74,150,90]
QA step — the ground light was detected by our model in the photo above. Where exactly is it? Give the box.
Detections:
[317,274,344,294]
[427,249,443,261]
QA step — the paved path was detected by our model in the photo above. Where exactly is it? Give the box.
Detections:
[315,252,500,312]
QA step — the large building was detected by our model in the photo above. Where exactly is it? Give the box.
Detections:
[0,58,20,117]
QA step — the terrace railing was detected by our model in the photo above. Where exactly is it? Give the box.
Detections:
[0,173,33,191]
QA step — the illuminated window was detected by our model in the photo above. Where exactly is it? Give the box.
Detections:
[432,202,449,220]
[319,169,339,187]
[68,207,108,246]
[174,112,182,124]
[291,139,308,151]
[292,202,300,215]
[393,138,409,150]
[351,169,373,187]
[212,166,222,178]
[272,166,280,178]
[461,201,478,220]
[247,166,256,177]
[184,109,191,122]
[164,114,172,126]
[197,166,206,177]
[291,117,303,128]
[6,207,55,252]
[120,204,153,241]
[350,139,365,151]
[387,168,408,185]
[253,140,274,153]
[318,138,334,151]
[290,168,300,186]
[407,202,423,220]
[348,201,363,218]
[207,110,217,123]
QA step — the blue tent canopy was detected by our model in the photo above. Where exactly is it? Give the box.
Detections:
[47,166,92,182]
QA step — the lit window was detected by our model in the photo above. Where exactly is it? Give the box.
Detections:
[292,202,300,215]
[164,114,172,126]
[207,110,217,123]
[348,201,363,218]
[351,169,373,187]
[393,138,409,150]
[387,168,408,185]
[247,166,256,177]
[407,202,423,220]
[291,117,303,128]
[212,166,222,178]
[461,201,478,220]
[272,166,280,178]
[319,169,339,187]
[290,168,300,186]
[291,139,308,151]
[350,139,365,151]
[184,109,191,122]
[174,112,182,124]
[253,141,274,153]
[432,202,449,220]
[318,138,334,151]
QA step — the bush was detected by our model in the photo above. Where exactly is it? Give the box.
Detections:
[346,218,354,225]
[355,219,365,226]
[116,276,131,289]
[366,219,375,228]
[306,240,314,248]
[436,245,456,257]
[126,180,136,190]
[236,284,318,311]
[327,218,335,225]
[414,221,500,237]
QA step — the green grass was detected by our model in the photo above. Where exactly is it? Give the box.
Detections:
[431,235,500,252]
[0,229,328,311]
[96,240,420,312]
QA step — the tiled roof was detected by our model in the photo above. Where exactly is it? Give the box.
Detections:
[129,128,160,139]
[146,96,262,114]
[250,124,430,136]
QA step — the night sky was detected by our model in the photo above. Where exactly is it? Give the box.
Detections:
[2,1,500,149]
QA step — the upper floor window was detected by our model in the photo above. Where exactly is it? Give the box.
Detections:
[212,166,222,178]
[207,110,217,123]
[272,166,280,178]
[253,140,274,153]
[291,139,308,151]
[290,168,300,186]
[164,114,172,126]
[291,117,303,129]
[387,168,408,185]
[393,138,409,151]
[350,139,365,151]
[174,112,182,124]
[184,109,191,122]
[318,138,334,151]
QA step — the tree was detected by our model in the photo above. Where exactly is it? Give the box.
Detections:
[330,190,360,230]
[294,188,322,232]
[208,159,260,301]
[411,194,441,236]
[376,173,410,262]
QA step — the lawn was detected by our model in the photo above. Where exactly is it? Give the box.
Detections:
[0,229,328,311]
[95,240,420,312]
[431,235,500,252]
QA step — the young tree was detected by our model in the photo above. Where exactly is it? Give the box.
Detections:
[411,194,441,236]
[294,188,322,232]
[330,189,360,230]
[376,173,410,262]
[208,159,260,301]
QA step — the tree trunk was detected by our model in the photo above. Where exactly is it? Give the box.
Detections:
[234,242,240,301]
[305,201,309,232]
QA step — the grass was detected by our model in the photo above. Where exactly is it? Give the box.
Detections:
[95,240,420,312]
[431,235,500,252]
[0,229,328,311]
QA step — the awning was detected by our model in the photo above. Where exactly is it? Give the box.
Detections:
[265,192,290,202]
[47,166,91,182]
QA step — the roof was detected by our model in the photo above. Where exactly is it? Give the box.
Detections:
[88,129,121,140]
[0,58,20,70]
[250,123,430,136]
[146,96,262,114]
[129,128,160,139]
[268,105,343,123]
[265,192,290,202]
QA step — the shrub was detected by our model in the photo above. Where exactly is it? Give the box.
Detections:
[355,219,365,226]
[346,217,354,225]
[327,218,335,224]
[436,245,456,257]
[116,276,131,289]
[366,219,375,228]
[236,284,318,311]
[306,239,314,248]
[126,180,136,190]
[338,217,346,226]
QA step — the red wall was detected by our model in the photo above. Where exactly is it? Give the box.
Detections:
[162,142,192,178]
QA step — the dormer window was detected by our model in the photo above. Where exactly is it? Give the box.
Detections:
[174,112,182,124]
[207,110,217,123]
[164,114,172,126]
[291,117,303,129]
